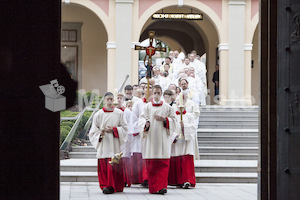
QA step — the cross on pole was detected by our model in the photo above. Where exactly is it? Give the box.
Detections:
[135,31,167,102]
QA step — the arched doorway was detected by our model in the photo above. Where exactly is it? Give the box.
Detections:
[62,3,108,94]
[136,4,220,104]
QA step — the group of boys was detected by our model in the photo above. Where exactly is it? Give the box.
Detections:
[89,81,200,195]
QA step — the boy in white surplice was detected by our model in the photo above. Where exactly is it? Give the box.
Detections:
[88,92,128,194]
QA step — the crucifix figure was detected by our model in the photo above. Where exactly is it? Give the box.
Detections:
[135,31,166,102]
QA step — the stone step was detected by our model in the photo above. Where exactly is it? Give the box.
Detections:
[200,106,258,111]
[198,124,258,129]
[199,121,258,125]
[195,173,257,183]
[199,117,258,121]
[198,136,258,141]
[72,146,95,152]
[194,160,257,173]
[60,159,258,173]
[197,129,258,136]
[69,152,96,159]
[198,141,258,147]
[199,147,258,154]
[60,171,257,183]
[199,153,258,160]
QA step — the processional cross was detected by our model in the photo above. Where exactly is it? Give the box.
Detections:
[135,31,166,101]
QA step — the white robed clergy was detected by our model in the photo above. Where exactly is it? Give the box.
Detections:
[168,95,197,188]
[129,84,154,185]
[179,92,200,160]
[138,84,177,194]
[88,92,128,194]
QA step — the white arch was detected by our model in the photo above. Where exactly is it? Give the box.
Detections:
[249,12,259,43]
[136,0,222,43]
[62,0,110,40]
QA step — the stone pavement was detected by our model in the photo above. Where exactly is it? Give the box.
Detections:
[60,182,257,200]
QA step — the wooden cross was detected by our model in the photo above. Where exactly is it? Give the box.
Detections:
[135,31,167,101]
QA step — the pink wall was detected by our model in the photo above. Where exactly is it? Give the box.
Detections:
[139,0,161,18]
[251,0,259,20]
[198,0,222,20]
[90,0,109,16]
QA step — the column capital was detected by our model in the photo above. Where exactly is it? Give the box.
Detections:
[131,42,140,49]
[218,43,229,51]
[106,42,116,49]
[115,0,134,4]
[228,0,246,5]
[244,44,253,50]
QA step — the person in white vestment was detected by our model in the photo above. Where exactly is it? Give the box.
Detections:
[169,93,196,188]
[130,83,154,186]
[116,93,132,187]
[123,85,140,106]
[88,92,128,194]
[139,85,177,194]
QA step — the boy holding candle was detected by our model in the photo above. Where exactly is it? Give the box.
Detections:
[169,92,197,188]
[139,84,177,194]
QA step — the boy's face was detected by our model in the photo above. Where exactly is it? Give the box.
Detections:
[163,94,171,103]
[127,103,132,111]
[125,90,133,99]
[105,95,114,107]
[117,95,124,105]
[153,88,162,102]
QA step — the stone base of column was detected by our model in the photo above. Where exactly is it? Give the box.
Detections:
[220,99,252,106]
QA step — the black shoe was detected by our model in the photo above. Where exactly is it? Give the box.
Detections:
[140,180,148,188]
[183,182,191,189]
[103,187,111,194]
[158,188,167,194]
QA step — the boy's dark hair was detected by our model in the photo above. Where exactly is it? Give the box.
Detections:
[165,56,171,60]
[124,85,133,91]
[104,92,113,97]
[132,84,139,88]
[153,84,162,92]
[163,89,173,96]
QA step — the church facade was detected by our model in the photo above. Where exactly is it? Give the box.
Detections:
[61,0,259,105]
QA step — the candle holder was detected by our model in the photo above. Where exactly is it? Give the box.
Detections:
[178,105,185,139]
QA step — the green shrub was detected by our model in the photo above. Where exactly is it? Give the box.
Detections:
[60,126,70,146]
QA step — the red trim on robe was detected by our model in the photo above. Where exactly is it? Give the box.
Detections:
[143,98,147,103]
[176,110,186,115]
[151,100,163,107]
[168,155,195,187]
[118,106,125,112]
[145,159,170,193]
[133,133,139,136]
[163,117,169,129]
[113,127,119,138]
[131,153,144,184]
[97,158,124,192]
[102,106,115,112]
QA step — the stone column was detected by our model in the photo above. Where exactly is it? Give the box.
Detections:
[115,0,133,88]
[218,43,229,105]
[106,42,116,92]
[244,44,253,105]
[226,0,247,105]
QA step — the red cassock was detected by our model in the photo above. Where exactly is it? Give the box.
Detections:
[145,159,170,193]
[168,155,196,187]
[97,158,124,192]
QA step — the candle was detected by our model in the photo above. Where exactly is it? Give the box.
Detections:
[114,88,118,103]
[179,93,183,106]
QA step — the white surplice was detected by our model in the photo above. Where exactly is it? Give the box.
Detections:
[88,108,128,159]
[184,99,200,160]
[170,107,197,156]
[138,101,177,159]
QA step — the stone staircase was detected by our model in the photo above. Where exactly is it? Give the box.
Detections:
[60,105,259,183]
